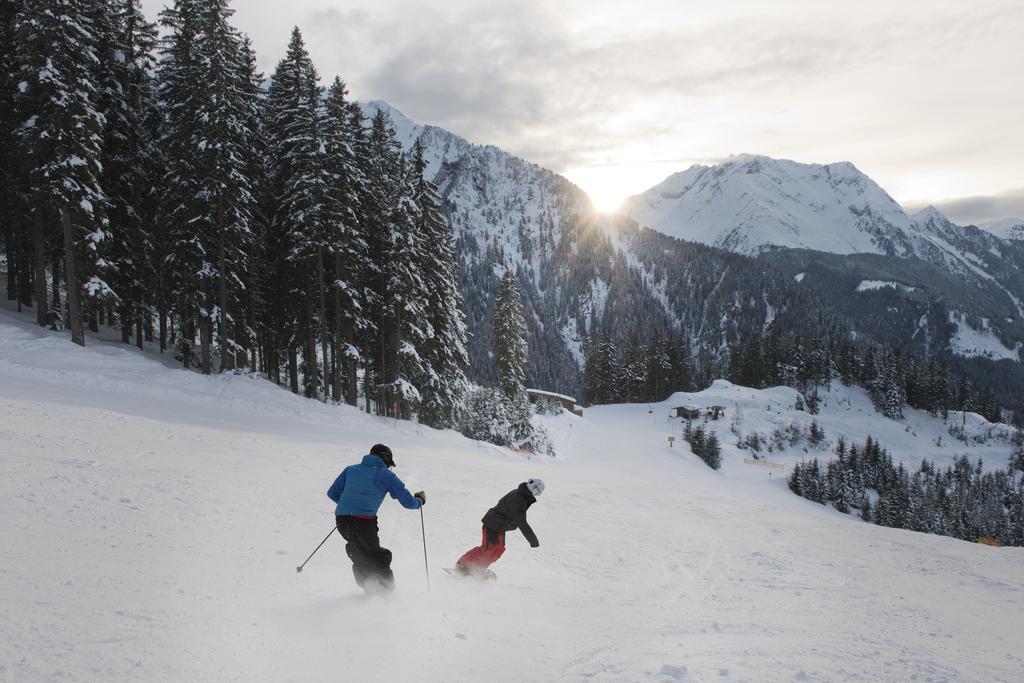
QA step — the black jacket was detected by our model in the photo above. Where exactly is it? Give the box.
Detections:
[482,483,539,547]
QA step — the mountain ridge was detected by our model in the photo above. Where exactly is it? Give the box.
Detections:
[354,101,1024,419]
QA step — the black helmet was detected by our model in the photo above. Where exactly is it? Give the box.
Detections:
[370,443,395,468]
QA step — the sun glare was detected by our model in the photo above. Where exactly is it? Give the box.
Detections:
[563,162,689,214]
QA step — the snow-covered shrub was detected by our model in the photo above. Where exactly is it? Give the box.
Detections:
[534,396,563,416]
[737,431,763,454]
[458,387,550,454]
[683,423,721,470]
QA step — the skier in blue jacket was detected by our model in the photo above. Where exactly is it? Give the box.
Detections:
[327,444,425,592]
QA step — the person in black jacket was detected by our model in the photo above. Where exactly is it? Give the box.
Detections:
[455,478,544,577]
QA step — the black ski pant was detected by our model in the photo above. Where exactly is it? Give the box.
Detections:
[336,515,394,590]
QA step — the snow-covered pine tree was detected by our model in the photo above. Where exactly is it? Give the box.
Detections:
[358,110,401,411]
[493,270,528,401]
[832,469,854,513]
[233,33,265,372]
[410,138,468,428]
[1,0,25,307]
[617,332,646,402]
[583,328,619,405]
[156,0,204,367]
[358,110,428,416]
[191,1,258,374]
[703,432,722,470]
[265,26,325,395]
[101,0,159,349]
[320,78,368,405]
[382,152,429,417]
[14,0,112,345]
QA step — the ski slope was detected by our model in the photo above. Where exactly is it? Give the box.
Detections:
[1,307,1023,682]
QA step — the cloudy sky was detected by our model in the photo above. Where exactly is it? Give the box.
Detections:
[143,0,1024,221]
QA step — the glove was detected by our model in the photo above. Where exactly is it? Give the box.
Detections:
[530,540,540,548]
[414,490,426,505]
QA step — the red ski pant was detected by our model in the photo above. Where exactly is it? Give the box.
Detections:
[457,526,505,569]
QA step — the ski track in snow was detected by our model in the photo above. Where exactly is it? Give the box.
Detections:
[1,307,1023,682]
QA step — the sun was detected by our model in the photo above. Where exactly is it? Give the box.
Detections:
[563,166,630,213]
[563,161,687,214]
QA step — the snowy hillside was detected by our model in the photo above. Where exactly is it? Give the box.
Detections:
[361,100,593,261]
[666,379,1017,474]
[3,307,1023,681]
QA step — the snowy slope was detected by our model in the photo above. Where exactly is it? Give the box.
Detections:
[981,217,1024,242]
[3,307,1024,681]
[621,155,918,256]
[665,379,1016,473]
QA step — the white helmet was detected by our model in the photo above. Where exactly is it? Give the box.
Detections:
[527,478,545,497]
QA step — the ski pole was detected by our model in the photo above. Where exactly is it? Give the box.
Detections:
[420,506,430,591]
[296,525,337,573]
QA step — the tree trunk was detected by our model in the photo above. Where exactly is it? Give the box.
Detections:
[363,360,373,413]
[344,317,357,406]
[217,211,232,371]
[4,221,14,301]
[159,306,168,353]
[17,226,32,309]
[135,311,144,350]
[200,301,212,374]
[332,253,343,402]
[62,210,84,346]
[288,346,299,394]
[181,312,193,370]
[50,247,61,329]
[32,211,48,326]
[304,285,318,398]
[121,301,132,344]
[318,249,329,401]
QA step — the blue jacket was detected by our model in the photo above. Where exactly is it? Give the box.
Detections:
[327,454,422,516]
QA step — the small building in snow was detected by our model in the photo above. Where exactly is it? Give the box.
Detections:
[707,405,726,420]
[674,405,702,420]
[527,389,583,416]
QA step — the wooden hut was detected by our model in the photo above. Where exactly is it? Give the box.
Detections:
[673,405,701,420]
[527,389,583,416]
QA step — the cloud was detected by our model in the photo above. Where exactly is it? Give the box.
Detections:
[907,189,1024,226]
[296,1,1022,177]
[142,0,1024,206]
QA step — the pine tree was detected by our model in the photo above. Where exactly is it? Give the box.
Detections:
[493,270,528,401]
[155,0,202,365]
[320,78,368,405]
[15,0,113,345]
[265,26,325,393]
[102,0,160,350]
[186,0,259,374]
[410,138,468,428]
[1,0,26,309]
[703,432,722,470]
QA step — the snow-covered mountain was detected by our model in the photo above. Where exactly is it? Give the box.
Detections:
[981,217,1024,241]
[359,103,812,391]
[621,155,920,256]
[622,155,1023,269]
[623,155,1024,363]
[353,104,1024,417]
